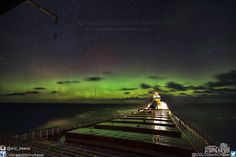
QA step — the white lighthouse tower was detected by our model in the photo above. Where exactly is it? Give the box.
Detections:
[153,92,161,106]
[153,92,168,109]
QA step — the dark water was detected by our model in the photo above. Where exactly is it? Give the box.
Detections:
[169,103,236,150]
[0,103,235,149]
[0,103,144,136]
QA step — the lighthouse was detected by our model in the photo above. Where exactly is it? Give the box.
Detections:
[153,92,169,109]
[153,92,161,106]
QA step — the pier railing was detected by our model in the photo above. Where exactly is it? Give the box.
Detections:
[169,110,216,151]
[10,127,61,141]
[8,112,129,142]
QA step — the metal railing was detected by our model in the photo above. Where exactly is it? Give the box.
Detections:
[12,127,61,141]
[8,112,132,142]
[169,110,216,151]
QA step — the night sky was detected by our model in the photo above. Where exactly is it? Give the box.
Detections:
[0,0,236,103]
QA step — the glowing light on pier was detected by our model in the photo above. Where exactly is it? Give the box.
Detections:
[153,92,168,109]
[159,102,169,109]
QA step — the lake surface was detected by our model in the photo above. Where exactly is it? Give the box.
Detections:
[0,103,144,135]
[169,103,236,150]
[0,102,235,149]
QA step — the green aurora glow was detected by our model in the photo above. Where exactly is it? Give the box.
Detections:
[0,1,236,103]
[0,72,224,103]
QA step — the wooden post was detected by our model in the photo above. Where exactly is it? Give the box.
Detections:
[39,130,42,138]
[32,131,35,140]
[52,128,54,136]
[46,129,49,138]
[15,134,18,142]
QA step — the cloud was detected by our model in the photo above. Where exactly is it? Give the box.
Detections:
[25,91,40,94]
[119,88,137,91]
[57,81,71,84]
[139,93,149,97]
[57,80,79,85]
[166,81,187,91]
[182,70,236,100]
[188,85,208,90]
[206,70,236,87]
[51,91,59,94]
[1,91,40,97]
[140,83,152,89]
[148,90,155,94]
[153,85,163,91]
[194,87,236,95]
[34,87,46,90]
[137,70,236,102]
[124,92,130,95]
[179,93,189,96]
[3,92,26,96]
[84,77,103,81]
[148,76,164,80]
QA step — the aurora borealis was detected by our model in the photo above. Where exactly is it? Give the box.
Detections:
[0,0,236,103]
